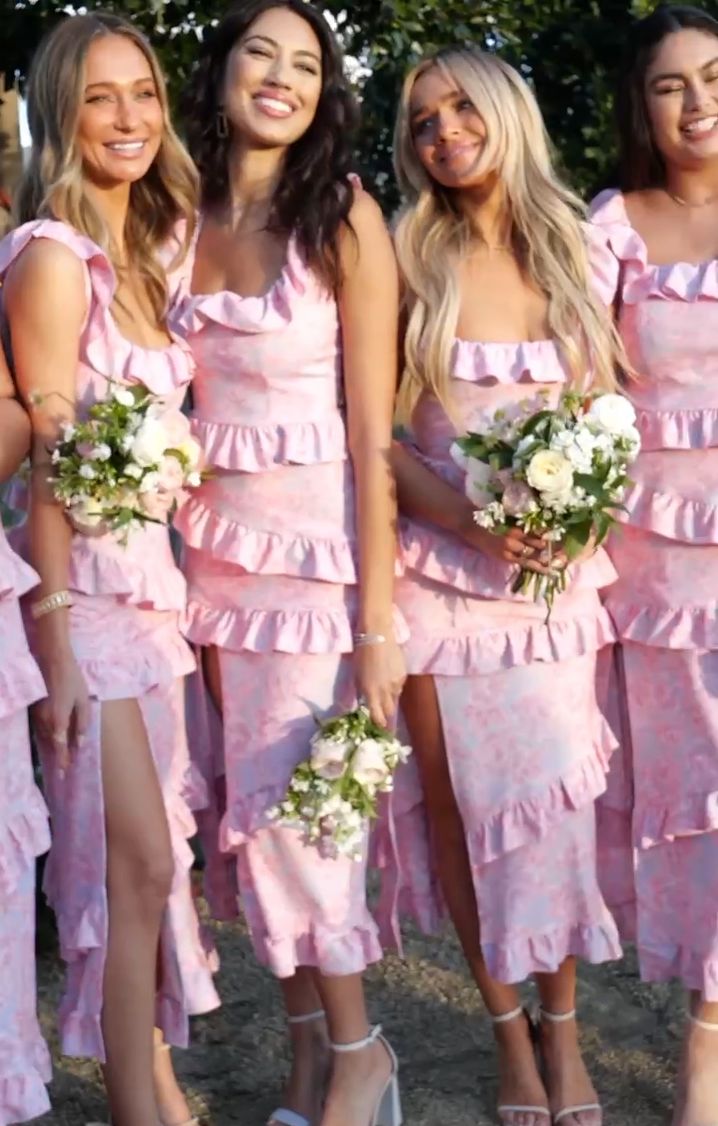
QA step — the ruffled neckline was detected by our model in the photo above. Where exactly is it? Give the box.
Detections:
[590,189,718,304]
[452,337,568,385]
[0,220,194,395]
[172,233,310,336]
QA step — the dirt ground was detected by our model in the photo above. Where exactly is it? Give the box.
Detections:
[34,907,684,1126]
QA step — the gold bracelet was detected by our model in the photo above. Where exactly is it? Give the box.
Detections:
[30,589,73,619]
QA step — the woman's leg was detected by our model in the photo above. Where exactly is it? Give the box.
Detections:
[535,961,599,1123]
[401,675,548,1115]
[672,994,718,1126]
[101,697,174,1126]
[318,972,393,1126]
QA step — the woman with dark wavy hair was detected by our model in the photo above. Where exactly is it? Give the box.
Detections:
[591,4,718,1124]
[173,3,405,1125]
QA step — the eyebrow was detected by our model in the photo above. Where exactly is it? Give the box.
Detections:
[243,33,321,63]
[410,90,464,121]
[650,54,718,82]
[85,77,155,90]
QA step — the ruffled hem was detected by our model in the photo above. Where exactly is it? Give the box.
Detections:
[452,337,568,385]
[172,235,310,337]
[405,606,616,676]
[182,599,409,655]
[637,407,718,451]
[621,479,718,543]
[590,189,718,305]
[0,792,50,896]
[0,653,46,720]
[0,219,193,396]
[605,598,718,649]
[482,919,622,983]
[191,413,347,472]
[636,789,718,849]
[255,922,383,979]
[69,542,188,612]
[639,939,718,1001]
[0,1048,51,1126]
[77,634,195,700]
[175,495,358,583]
[467,718,615,864]
[0,533,38,600]
[399,519,618,601]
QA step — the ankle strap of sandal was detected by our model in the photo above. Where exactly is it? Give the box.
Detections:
[690,1014,718,1032]
[539,1008,576,1023]
[491,1006,525,1025]
[287,1009,326,1026]
[331,1023,382,1053]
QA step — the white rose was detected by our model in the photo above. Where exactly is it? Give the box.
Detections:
[113,387,136,408]
[69,498,104,529]
[79,463,97,480]
[124,462,143,480]
[90,442,112,462]
[138,470,161,494]
[131,417,169,467]
[450,441,470,470]
[351,738,390,788]
[526,450,573,498]
[310,736,351,780]
[588,393,636,436]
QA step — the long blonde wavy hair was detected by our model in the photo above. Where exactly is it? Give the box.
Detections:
[394,47,625,422]
[15,11,198,321]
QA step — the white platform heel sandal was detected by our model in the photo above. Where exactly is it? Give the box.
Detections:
[538,1008,602,1125]
[330,1023,402,1126]
[268,1008,327,1126]
[492,1006,550,1125]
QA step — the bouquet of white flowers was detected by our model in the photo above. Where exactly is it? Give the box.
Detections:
[452,390,641,614]
[46,383,203,540]
[268,705,412,861]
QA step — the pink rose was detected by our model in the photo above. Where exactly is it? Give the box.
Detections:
[157,454,185,493]
[161,410,192,448]
[502,480,538,517]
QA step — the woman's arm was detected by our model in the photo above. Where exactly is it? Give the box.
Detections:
[4,238,91,758]
[0,342,31,483]
[392,440,554,571]
[339,191,405,726]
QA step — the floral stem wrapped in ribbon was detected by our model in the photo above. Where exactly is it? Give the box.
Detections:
[452,390,642,615]
[268,705,411,861]
[45,381,203,541]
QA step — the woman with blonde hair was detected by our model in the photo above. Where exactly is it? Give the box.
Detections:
[0,13,219,1126]
[391,46,624,1126]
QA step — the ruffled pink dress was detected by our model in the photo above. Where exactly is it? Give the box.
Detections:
[0,526,51,1124]
[0,220,220,1061]
[393,243,623,981]
[591,189,718,997]
[170,227,405,977]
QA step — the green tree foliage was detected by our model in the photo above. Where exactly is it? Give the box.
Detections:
[2,0,718,205]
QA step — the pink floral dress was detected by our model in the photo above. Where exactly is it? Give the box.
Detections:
[0,525,51,1125]
[0,220,220,1061]
[391,231,623,981]
[591,189,718,998]
[170,225,407,977]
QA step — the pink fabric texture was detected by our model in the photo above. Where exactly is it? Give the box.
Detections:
[0,533,51,1124]
[590,189,718,997]
[170,215,400,976]
[0,220,220,1061]
[394,304,621,979]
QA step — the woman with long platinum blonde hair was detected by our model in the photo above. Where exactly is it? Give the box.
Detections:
[391,46,625,1126]
[0,13,218,1126]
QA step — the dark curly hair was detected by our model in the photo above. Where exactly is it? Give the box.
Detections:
[183,0,359,289]
[616,3,718,190]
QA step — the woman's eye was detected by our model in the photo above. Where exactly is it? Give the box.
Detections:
[655,83,683,95]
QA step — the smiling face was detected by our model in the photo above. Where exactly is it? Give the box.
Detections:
[645,27,718,169]
[409,64,489,189]
[76,33,164,188]
[222,5,323,150]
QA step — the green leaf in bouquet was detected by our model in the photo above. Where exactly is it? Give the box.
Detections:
[573,472,605,498]
[563,520,593,559]
[518,409,554,437]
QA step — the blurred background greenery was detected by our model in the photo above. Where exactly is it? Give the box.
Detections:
[0,0,715,207]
